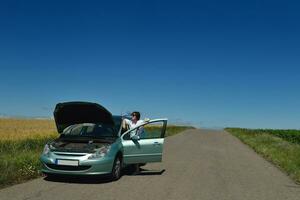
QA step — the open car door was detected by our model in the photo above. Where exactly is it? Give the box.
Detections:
[121,119,167,164]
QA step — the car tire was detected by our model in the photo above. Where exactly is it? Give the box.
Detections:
[110,156,122,181]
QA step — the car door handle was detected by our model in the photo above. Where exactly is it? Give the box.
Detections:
[153,142,161,145]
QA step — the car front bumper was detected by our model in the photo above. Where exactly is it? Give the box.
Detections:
[40,151,114,175]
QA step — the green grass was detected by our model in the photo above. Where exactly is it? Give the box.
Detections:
[225,128,300,184]
[0,136,56,187]
[166,125,195,136]
[0,124,194,189]
[143,125,195,138]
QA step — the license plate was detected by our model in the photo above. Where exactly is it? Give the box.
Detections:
[56,159,79,166]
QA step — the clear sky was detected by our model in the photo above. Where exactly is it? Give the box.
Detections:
[0,0,300,129]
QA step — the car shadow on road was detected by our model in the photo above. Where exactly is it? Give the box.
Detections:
[43,174,112,184]
[43,167,165,184]
[123,167,166,176]
[134,169,165,176]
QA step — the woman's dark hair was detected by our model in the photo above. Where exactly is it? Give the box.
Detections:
[131,111,140,120]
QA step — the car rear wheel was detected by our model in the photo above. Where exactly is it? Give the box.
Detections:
[110,156,122,181]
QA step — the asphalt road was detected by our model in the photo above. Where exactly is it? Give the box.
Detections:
[1,129,299,200]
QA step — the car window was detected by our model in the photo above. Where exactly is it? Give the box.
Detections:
[64,124,84,136]
[62,123,117,138]
[93,124,116,137]
[139,122,164,139]
[112,116,122,134]
[123,121,165,140]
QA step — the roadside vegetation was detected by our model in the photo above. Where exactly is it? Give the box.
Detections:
[0,118,194,189]
[225,128,300,184]
[165,125,195,136]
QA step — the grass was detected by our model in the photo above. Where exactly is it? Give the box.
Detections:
[165,125,195,136]
[225,128,300,184]
[0,118,194,189]
[143,125,195,138]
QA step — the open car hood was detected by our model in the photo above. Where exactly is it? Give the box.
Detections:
[54,102,114,133]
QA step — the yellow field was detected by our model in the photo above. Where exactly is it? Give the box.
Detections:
[0,118,57,141]
[0,118,194,141]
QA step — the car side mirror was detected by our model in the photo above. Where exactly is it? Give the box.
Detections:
[131,135,140,141]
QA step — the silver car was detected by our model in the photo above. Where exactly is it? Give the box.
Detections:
[40,102,167,180]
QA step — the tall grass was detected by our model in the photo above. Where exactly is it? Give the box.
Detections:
[226,128,300,144]
[0,118,194,188]
[0,119,57,187]
[226,128,300,184]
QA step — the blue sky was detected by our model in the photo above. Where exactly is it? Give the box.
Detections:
[0,0,300,129]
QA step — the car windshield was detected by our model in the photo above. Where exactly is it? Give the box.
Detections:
[62,123,117,138]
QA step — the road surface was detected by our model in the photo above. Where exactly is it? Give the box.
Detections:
[1,129,299,200]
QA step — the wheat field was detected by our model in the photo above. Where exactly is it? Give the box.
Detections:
[0,118,57,141]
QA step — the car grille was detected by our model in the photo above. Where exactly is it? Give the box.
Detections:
[53,153,86,157]
[46,164,91,171]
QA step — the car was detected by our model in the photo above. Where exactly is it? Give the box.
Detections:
[40,101,168,180]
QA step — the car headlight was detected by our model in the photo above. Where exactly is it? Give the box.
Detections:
[43,144,50,156]
[88,145,111,159]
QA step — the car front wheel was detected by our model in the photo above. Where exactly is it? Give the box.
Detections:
[110,156,122,181]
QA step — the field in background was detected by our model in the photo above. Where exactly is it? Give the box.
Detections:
[226,128,300,184]
[0,118,57,141]
[0,118,195,189]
